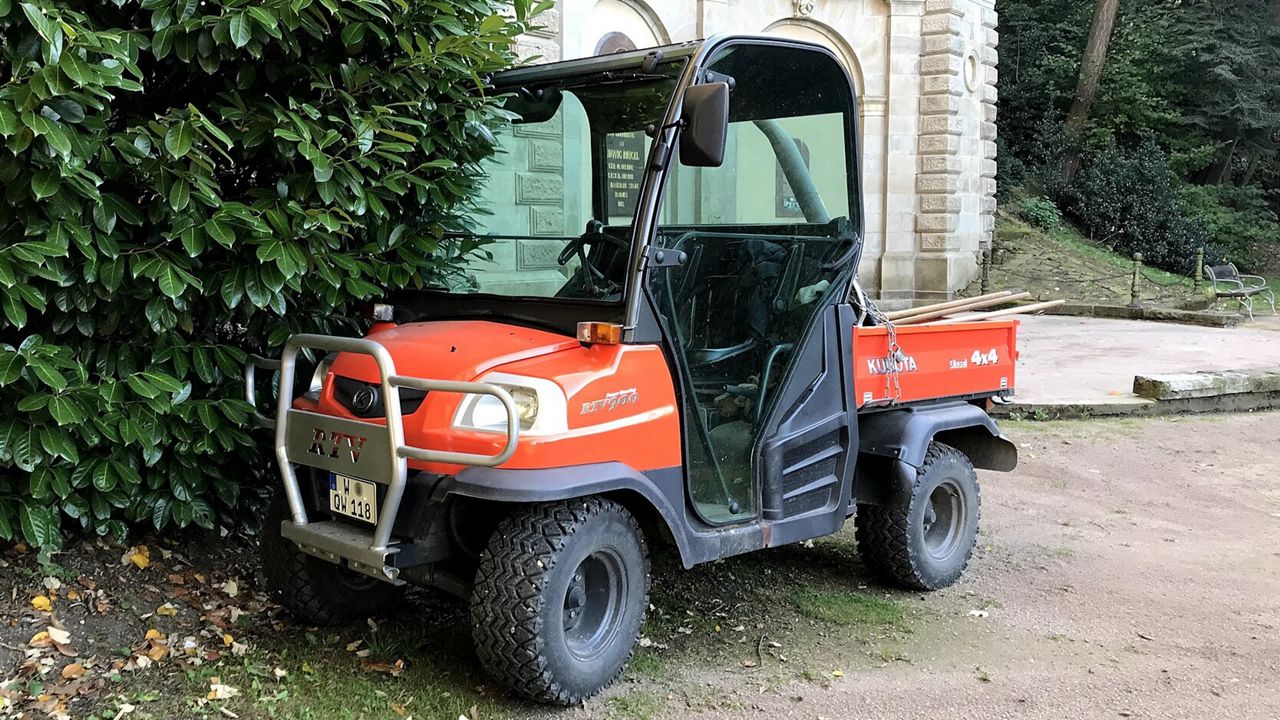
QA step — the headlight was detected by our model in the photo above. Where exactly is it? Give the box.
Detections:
[307,352,338,397]
[452,373,567,436]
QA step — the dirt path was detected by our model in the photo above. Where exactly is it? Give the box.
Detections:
[4,413,1278,719]
[658,413,1280,720]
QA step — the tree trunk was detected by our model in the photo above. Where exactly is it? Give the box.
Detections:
[1213,136,1239,186]
[1240,152,1260,187]
[1062,0,1122,182]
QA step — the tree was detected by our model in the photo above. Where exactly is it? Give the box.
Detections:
[1062,0,1121,181]
[0,0,540,550]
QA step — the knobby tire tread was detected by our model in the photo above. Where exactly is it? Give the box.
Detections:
[470,497,648,705]
[855,442,981,591]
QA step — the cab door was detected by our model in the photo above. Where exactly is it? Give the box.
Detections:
[645,40,862,531]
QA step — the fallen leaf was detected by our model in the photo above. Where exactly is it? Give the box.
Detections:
[126,546,151,570]
[222,633,234,647]
[345,640,363,652]
[43,576,62,592]
[220,580,239,597]
[30,630,52,647]
[155,603,178,617]
[167,574,185,585]
[145,628,164,642]
[47,626,71,645]
[147,644,168,662]
[66,590,80,601]
[32,595,52,612]
[301,661,313,674]
[831,670,844,678]
[741,659,758,668]
[272,667,287,679]
[230,641,248,657]
[61,663,86,680]
[207,679,239,700]
[360,659,406,677]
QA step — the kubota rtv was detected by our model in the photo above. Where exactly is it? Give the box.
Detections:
[247,35,1019,704]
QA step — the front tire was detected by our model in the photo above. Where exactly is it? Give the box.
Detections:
[855,442,981,590]
[259,493,404,625]
[471,498,649,705]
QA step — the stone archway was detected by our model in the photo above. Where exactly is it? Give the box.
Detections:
[763,18,865,99]
[581,0,670,58]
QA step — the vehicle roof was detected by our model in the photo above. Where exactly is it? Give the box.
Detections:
[492,39,702,87]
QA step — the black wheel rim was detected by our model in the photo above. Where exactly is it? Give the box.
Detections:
[562,547,628,661]
[922,479,966,561]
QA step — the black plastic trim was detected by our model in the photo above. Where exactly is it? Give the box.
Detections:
[857,401,1018,471]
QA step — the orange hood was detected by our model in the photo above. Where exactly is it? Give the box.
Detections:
[328,320,580,384]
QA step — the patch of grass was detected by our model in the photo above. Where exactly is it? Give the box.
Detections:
[606,690,664,720]
[626,647,668,679]
[791,588,904,627]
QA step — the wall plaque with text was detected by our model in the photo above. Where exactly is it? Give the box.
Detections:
[606,132,646,220]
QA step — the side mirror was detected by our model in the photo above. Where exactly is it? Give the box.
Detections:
[679,82,729,167]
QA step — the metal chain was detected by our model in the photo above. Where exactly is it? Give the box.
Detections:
[861,296,903,405]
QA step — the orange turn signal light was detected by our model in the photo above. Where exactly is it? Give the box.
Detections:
[577,322,623,345]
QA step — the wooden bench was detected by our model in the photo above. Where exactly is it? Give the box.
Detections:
[1205,263,1276,321]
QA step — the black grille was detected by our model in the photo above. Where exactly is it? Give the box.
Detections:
[332,376,427,418]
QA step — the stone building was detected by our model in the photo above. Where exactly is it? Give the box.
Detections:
[507,0,999,301]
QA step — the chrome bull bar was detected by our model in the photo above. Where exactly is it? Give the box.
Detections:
[244,334,519,574]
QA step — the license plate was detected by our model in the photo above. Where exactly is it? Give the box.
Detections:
[329,474,378,525]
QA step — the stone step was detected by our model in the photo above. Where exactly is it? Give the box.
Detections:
[1133,368,1280,401]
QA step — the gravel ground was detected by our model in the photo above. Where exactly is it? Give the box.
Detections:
[674,412,1280,720]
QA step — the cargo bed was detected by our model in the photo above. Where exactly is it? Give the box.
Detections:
[853,319,1018,409]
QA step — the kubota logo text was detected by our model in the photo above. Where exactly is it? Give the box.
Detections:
[308,428,368,463]
[866,355,918,375]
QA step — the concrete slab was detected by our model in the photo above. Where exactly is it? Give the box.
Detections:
[1008,315,1280,406]
[1133,367,1280,400]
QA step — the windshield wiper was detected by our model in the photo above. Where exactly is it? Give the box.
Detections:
[555,71,670,90]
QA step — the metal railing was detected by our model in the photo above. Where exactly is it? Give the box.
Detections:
[246,334,519,552]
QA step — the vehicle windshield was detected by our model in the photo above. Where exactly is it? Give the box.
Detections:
[438,60,685,304]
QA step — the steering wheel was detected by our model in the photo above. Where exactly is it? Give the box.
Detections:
[558,220,629,296]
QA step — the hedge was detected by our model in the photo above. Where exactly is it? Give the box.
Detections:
[0,0,539,550]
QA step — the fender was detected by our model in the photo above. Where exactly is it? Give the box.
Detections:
[449,461,698,565]
[854,401,1017,508]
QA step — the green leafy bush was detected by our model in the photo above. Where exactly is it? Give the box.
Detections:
[1018,196,1063,231]
[0,0,536,549]
[1180,184,1280,272]
[1062,140,1212,273]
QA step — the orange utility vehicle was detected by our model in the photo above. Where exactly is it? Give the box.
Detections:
[247,35,1019,704]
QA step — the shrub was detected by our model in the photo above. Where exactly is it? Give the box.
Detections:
[1180,183,1280,272]
[0,1,537,550]
[1062,139,1212,274]
[1019,196,1063,231]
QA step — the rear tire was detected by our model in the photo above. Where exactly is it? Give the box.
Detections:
[260,493,404,626]
[855,442,981,591]
[471,498,649,705]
